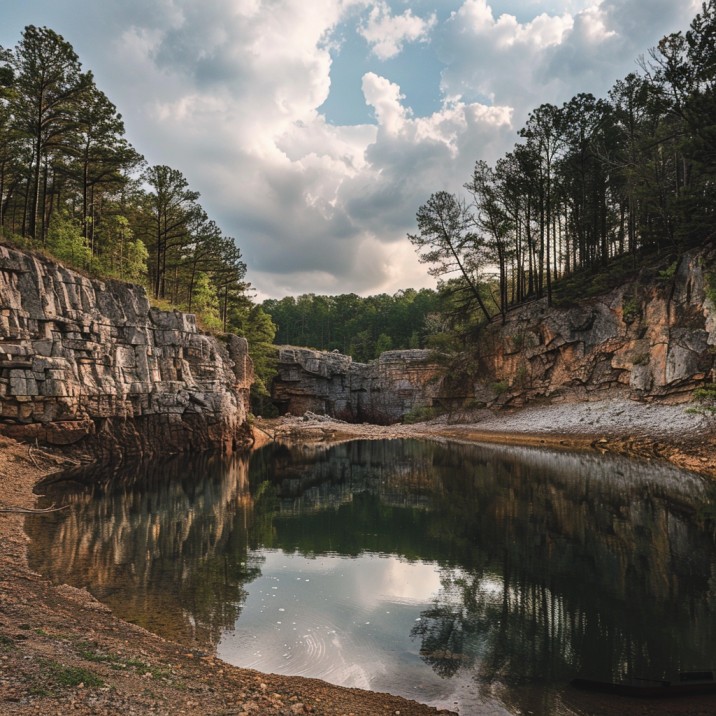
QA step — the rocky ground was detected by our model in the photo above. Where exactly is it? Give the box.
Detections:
[263,398,716,478]
[1,399,715,716]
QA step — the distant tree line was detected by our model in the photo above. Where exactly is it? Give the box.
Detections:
[262,289,441,363]
[410,1,716,325]
[0,25,276,404]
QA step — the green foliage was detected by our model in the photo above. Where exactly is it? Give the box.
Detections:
[229,305,278,415]
[403,405,442,424]
[374,332,393,355]
[492,380,510,395]
[191,272,222,331]
[692,383,716,415]
[44,660,104,689]
[622,295,641,324]
[75,641,171,679]
[262,288,440,362]
[124,239,149,283]
[510,332,526,352]
[99,215,148,283]
[658,261,678,280]
[705,271,716,305]
[46,212,91,269]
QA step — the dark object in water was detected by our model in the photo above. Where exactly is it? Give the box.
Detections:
[571,671,716,698]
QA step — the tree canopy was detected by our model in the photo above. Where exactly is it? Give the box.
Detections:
[262,289,441,363]
[0,25,275,407]
[410,1,716,328]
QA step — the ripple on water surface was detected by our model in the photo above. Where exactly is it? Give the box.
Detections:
[218,550,451,697]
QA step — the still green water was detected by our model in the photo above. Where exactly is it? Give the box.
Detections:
[27,440,716,714]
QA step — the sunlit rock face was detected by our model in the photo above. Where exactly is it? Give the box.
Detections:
[479,249,716,405]
[272,348,444,424]
[0,245,253,456]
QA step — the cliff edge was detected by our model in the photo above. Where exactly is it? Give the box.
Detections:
[0,244,253,457]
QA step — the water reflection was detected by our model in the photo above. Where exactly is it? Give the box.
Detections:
[27,440,716,714]
[28,453,262,645]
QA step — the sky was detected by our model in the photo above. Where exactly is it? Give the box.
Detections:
[0,1,701,300]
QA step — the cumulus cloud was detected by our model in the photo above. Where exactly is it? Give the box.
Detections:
[439,0,700,133]
[358,2,437,59]
[0,0,705,298]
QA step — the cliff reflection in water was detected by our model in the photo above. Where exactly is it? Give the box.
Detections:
[27,453,262,646]
[27,439,716,704]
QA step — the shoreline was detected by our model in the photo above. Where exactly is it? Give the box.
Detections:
[1,399,715,715]
[264,398,716,479]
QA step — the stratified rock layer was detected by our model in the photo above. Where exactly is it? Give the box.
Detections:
[0,245,253,457]
[272,348,443,424]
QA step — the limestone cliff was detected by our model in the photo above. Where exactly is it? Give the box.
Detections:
[272,348,443,424]
[273,248,715,423]
[0,244,253,457]
[476,249,715,406]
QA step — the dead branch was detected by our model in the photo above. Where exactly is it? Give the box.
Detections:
[27,445,41,469]
[253,424,275,440]
[0,504,70,515]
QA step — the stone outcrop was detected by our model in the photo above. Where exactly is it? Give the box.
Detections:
[476,249,716,406]
[272,248,716,423]
[0,244,253,457]
[272,348,444,424]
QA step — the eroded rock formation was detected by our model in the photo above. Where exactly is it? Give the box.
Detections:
[477,250,716,406]
[273,249,716,422]
[272,348,444,424]
[0,245,253,457]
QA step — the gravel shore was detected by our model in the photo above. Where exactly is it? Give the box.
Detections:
[263,398,716,478]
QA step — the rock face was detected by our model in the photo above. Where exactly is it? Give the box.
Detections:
[272,348,444,424]
[474,249,716,406]
[273,249,716,423]
[0,244,253,457]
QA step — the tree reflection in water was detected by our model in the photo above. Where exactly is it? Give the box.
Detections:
[26,439,716,714]
[27,452,264,647]
[408,442,716,699]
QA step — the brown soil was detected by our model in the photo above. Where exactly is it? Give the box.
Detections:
[1,403,715,716]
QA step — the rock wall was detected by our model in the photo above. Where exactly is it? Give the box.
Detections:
[272,249,716,423]
[0,244,253,457]
[473,249,716,406]
[272,348,444,424]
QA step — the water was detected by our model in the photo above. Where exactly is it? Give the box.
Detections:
[26,439,716,714]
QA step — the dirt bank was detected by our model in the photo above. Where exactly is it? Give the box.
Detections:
[1,399,715,716]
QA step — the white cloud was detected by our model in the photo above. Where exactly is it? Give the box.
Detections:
[0,0,703,298]
[98,1,518,298]
[439,0,698,134]
[358,2,437,60]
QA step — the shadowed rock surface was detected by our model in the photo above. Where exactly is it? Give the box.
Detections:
[272,347,444,424]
